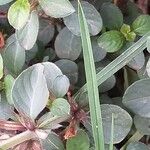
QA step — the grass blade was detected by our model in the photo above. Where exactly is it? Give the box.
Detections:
[78,1,105,150]
[109,113,114,150]
[75,32,150,97]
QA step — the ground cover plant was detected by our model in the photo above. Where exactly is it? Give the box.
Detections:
[0,0,150,149]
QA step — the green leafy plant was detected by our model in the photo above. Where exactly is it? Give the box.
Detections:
[0,0,150,149]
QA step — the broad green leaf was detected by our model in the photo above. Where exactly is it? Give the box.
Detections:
[51,98,70,116]
[134,115,150,135]
[123,78,150,118]
[78,1,105,149]
[16,10,39,50]
[98,31,125,53]
[100,2,123,30]
[126,142,149,150]
[4,75,15,105]
[55,27,82,61]
[91,37,107,62]
[66,130,90,150]
[38,0,75,18]
[12,64,49,120]
[127,52,145,70]
[64,1,103,36]
[38,18,55,44]
[42,132,65,150]
[0,0,13,5]
[0,54,3,79]
[101,104,132,144]
[8,0,30,29]
[55,59,78,84]
[3,35,25,76]
[53,75,70,98]
[132,15,150,36]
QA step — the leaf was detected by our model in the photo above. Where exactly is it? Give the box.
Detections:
[78,1,105,149]
[3,34,25,76]
[0,0,13,5]
[12,64,49,120]
[55,27,82,61]
[0,100,14,120]
[123,78,150,118]
[146,36,150,53]
[126,142,149,150]
[98,31,125,53]
[64,1,103,36]
[42,132,65,150]
[101,104,132,144]
[38,18,55,44]
[38,0,75,18]
[91,37,107,62]
[109,113,114,150]
[100,2,123,30]
[132,15,150,36]
[127,51,145,70]
[66,130,90,150]
[51,98,70,116]
[53,75,70,98]
[4,75,15,105]
[0,54,3,79]
[42,62,70,98]
[16,10,39,50]
[8,0,30,29]
[134,115,150,135]
[55,59,78,84]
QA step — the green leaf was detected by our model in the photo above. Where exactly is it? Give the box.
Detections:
[51,98,70,116]
[100,2,123,30]
[53,75,70,98]
[0,54,3,79]
[134,115,150,135]
[16,10,39,50]
[98,31,125,53]
[101,104,132,144]
[126,142,149,150]
[42,62,69,97]
[91,37,107,62]
[78,1,105,149]
[0,100,14,120]
[55,59,78,85]
[38,0,75,18]
[64,1,103,36]
[109,113,114,150]
[0,0,13,5]
[4,75,15,105]
[8,0,30,29]
[38,19,55,44]
[12,64,49,120]
[42,132,65,150]
[132,15,150,36]
[55,27,82,61]
[123,78,150,118]
[66,130,90,150]
[146,36,150,53]
[3,34,25,76]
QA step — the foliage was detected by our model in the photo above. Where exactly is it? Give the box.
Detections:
[0,0,150,149]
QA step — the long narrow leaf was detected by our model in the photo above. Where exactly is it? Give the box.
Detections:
[75,32,150,97]
[78,1,105,150]
[109,113,114,150]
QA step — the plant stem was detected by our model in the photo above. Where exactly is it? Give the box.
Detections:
[0,130,36,149]
[120,131,144,150]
